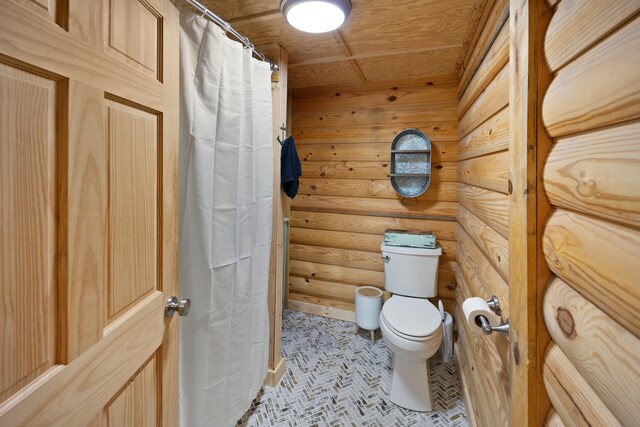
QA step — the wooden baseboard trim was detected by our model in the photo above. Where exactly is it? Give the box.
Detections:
[288,299,356,322]
[455,342,478,427]
[264,357,286,388]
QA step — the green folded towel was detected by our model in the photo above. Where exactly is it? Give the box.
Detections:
[383,230,436,249]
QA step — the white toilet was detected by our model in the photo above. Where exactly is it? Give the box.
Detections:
[379,243,443,412]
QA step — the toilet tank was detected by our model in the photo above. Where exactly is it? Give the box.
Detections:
[381,244,442,298]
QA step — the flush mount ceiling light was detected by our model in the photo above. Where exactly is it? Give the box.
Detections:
[280,0,352,33]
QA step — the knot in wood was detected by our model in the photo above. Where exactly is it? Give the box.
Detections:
[556,307,577,338]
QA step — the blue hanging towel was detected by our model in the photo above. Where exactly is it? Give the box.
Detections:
[281,136,302,199]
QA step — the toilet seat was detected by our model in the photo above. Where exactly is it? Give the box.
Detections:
[381,296,442,341]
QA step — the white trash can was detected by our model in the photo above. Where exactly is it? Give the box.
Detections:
[355,286,383,343]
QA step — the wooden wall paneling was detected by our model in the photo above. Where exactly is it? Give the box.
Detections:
[458,107,509,161]
[289,293,354,312]
[454,305,494,427]
[437,269,458,301]
[454,339,479,427]
[458,21,509,117]
[291,227,381,253]
[544,0,640,72]
[456,226,509,318]
[545,409,565,427]
[542,209,640,338]
[457,150,508,193]
[457,184,509,238]
[290,241,457,275]
[290,227,455,262]
[297,141,458,162]
[289,259,385,288]
[508,0,553,424]
[543,343,622,427]
[291,195,458,219]
[289,77,459,319]
[454,270,510,425]
[458,63,510,138]
[543,277,640,426]
[293,103,458,129]
[290,256,466,300]
[0,61,58,403]
[289,211,457,240]
[454,268,509,375]
[288,293,355,322]
[290,243,384,272]
[297,178,458,202]
[289,277,364,303]
[455,0,513,423]
[300,160,391,180]
[457,204,509,281]
[293,122,459,144]
[454,304,493,427]
[60,81,107,363]
[543,121,640,228]
[458,0,509,96]
[542,16,640,138]
[300,160,457,182]
[540,0,640,424]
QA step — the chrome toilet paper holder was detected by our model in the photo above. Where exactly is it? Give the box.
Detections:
[475,296,510,336]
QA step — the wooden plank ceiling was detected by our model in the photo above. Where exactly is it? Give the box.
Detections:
[200,0,483,88]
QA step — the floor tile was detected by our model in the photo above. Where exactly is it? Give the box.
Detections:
[238,310,469,427]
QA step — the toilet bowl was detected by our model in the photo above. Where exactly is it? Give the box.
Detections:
[379,295,443,412]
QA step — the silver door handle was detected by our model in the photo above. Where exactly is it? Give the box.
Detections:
[165,296,191,317]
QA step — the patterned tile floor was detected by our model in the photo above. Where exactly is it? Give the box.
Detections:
[238,310,468,427]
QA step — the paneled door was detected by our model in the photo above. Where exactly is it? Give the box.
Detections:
[0,0,180,425]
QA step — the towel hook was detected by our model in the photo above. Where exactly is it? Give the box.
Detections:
[276,123,287,146]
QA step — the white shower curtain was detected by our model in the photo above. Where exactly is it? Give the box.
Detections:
[178,11,273,427]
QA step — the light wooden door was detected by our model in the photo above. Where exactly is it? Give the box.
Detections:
[0,0,179,425]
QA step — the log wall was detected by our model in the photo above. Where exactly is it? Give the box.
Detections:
[454,0,511,425]
[288,76,459,320]
[540,0,640,425]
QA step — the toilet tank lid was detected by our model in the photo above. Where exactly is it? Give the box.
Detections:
[381,244,442,256]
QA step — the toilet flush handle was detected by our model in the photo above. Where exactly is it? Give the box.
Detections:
[381,255,390,261]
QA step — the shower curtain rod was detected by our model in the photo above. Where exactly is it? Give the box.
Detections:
[182,0,279,72]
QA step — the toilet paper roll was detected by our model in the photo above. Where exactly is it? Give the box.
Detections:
[462,297,499,335]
